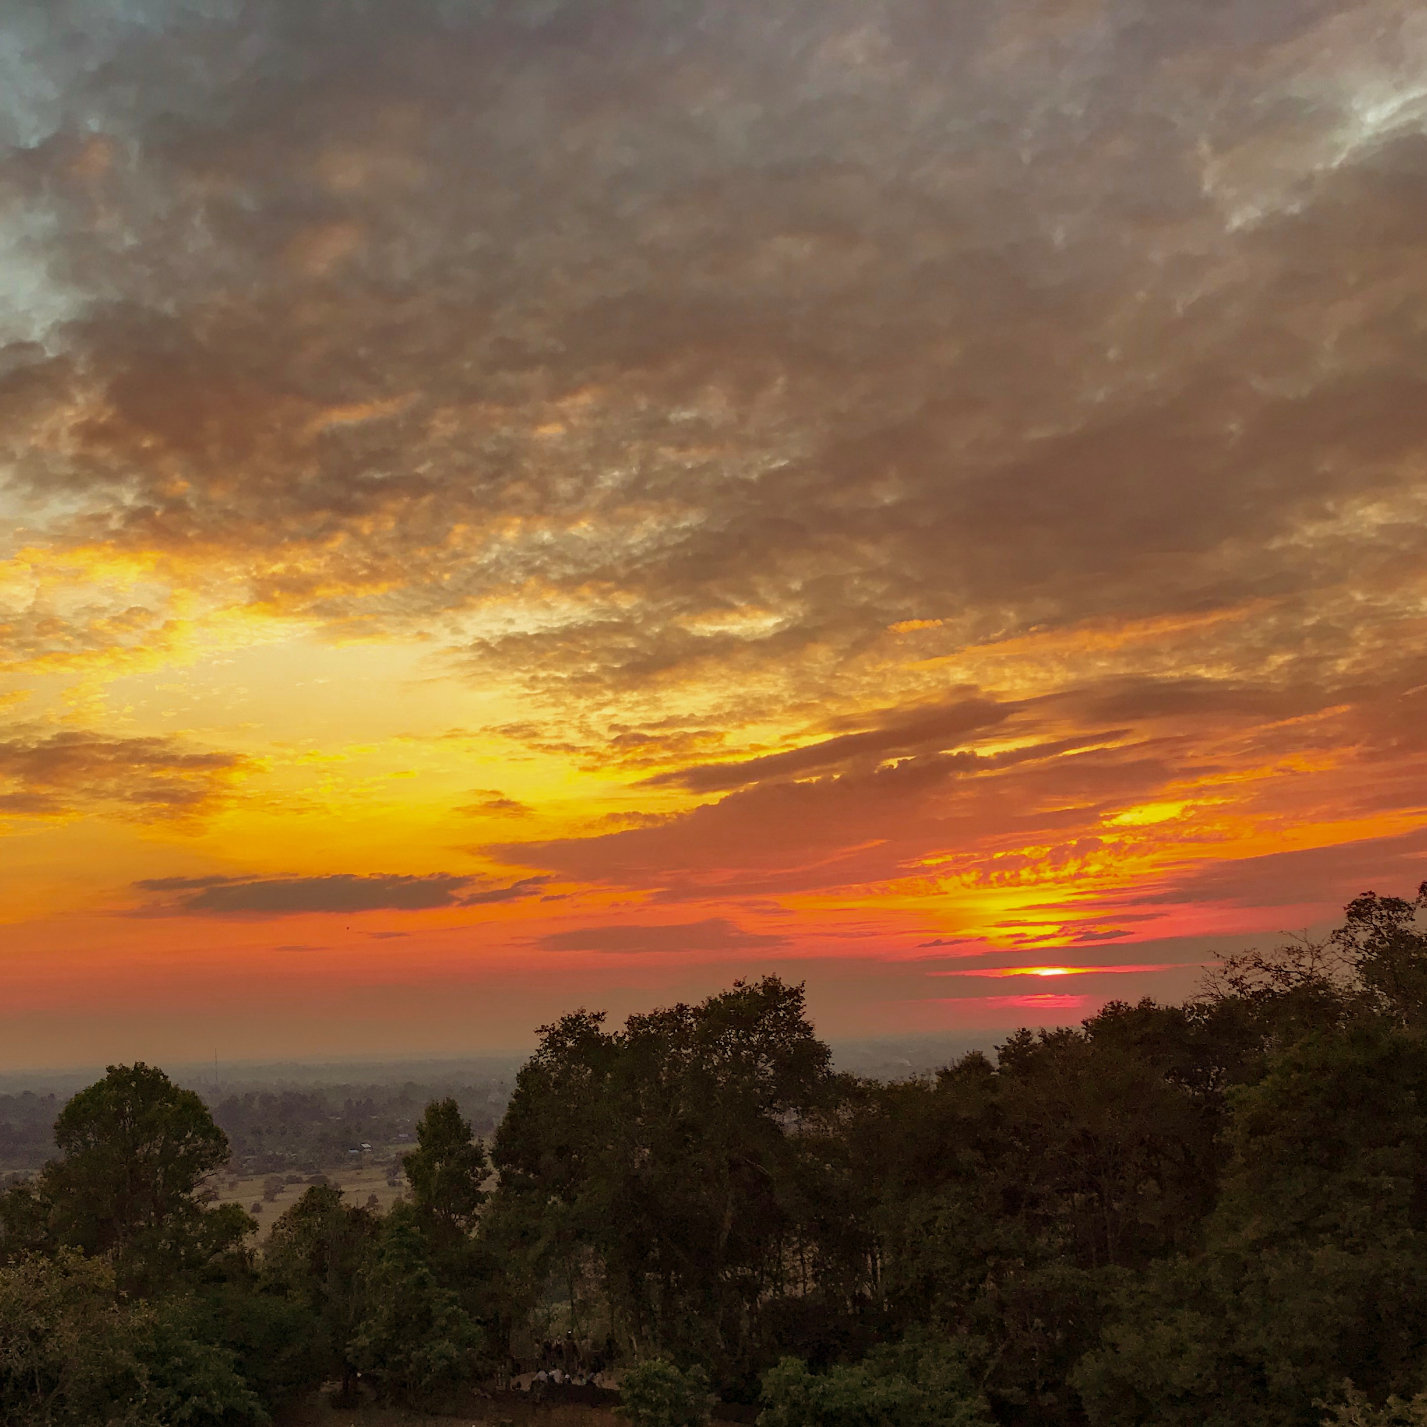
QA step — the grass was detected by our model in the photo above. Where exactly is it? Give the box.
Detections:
[214,1158,411,1242]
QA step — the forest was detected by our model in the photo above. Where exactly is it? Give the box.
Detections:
[2,882,1425,1427]
[1,1075,514,1181]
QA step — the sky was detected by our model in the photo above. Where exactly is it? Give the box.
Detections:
[2,0,1427,1069]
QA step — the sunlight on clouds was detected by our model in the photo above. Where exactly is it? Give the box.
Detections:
[2,0,1427,1061]
[1107,803,1190,827]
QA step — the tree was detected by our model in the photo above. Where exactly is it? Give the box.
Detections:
[347,1204,487,1408]
[850,1007,1231,1424]
[0,1176,56,1263]
[1075,1023,1427,1427]
[44,1063,251,1291]
[264,1184,379,1401]
[0,1250,264,1427]
[1321,1382,1427,1426]
[488,977,837,1383]
[1202,883,1427,1037]
[1332,883,1427,1028]
[402,1098,490,1243]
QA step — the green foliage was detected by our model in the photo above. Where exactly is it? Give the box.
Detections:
[1321,1382,1427,1427]
[123,1298,270,1427]
[758,1342,993,1427]
[0,1175,56,1261]
[346,1204,486,1406]
[617,1358,717,1427]
[1332,883,1427,1028]
[182,1279,325,1413]
[263,1183,378,1394]
[43,1064,252,1293]
[402,1097,490,1242]
[489,977,835,1381]
[0,1250,265,1427]
[0,1249,131,1425]
[1075,1024,1427,1427]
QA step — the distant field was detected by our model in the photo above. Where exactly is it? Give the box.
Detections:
[214,1155,412,1242]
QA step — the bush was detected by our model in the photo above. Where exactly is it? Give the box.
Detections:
[758,1343,992,1427]
[617,1359,717,1427]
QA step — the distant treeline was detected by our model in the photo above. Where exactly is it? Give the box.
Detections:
[2,882,1426,1427]
[0,1079,511,1177]
[207,1080,510,1174]
[0,1093,61,1177]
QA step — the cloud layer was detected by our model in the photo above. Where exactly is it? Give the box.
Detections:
[0,730,245,819]
[3,0,1424,713]
[134,872,548,915]
[2,0,1426,1055]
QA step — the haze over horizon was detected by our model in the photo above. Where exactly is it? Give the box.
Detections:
[3,0,1426,1069]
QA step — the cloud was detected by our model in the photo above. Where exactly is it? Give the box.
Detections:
[492,729,1171,900]
[642,697,1012,791]
[983,994,1093,1013]
[1118,826,1427,912]
[536,918,788,954]
[455,790,533,817]
[134,872,549,915]
[462,875,552,905]
[4,0,1427,991]
[0,730,246,820]
[3,0,1426,729]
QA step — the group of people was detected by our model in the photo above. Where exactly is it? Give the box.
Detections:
[515,1337,612,1393]
[528,1366,603,1389]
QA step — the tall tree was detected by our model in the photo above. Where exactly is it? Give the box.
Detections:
[403,1098,490,1245]
[43,1064,251,1292]
[489,977,835,1384]
[1075,1022,1427,1427]
[347,1205,487,1408]
[1333,883,1427,1028]
[264,1184,379,1402]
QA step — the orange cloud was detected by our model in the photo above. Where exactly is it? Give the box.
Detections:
[3,0,1427,1066]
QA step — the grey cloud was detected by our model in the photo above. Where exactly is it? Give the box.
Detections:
[643,697,1012,791]
[456,790,533,816]
[137,874,239,891]
[4,0,1426,728]
[134,871,549,915]
[495,732,1172,901]
[1116,827,1427,913]
[537,917,788,954]
[462,875,551,904]
[0,729,246,819]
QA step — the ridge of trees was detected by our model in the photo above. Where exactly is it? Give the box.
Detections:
[0,882,1424,1427]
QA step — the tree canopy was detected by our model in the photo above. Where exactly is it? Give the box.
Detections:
[2,889,1426,1425]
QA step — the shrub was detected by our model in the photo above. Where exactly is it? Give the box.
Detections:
[758,1342,992,1427]
[617,1358,717,1427]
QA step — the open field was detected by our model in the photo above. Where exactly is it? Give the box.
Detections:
[214,1158,411,1242]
